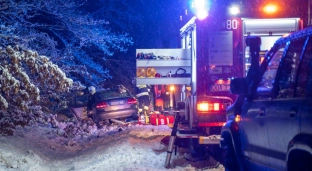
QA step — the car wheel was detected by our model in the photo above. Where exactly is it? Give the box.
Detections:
[223,136,240,171]
[288,150,312,171]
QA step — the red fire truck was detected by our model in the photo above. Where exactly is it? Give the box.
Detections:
[135,0,305,167]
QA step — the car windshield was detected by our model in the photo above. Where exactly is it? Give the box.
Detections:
[97,90,131,100]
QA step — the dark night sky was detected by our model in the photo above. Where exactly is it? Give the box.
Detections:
[132,0,310,49]
[133,0,191,49]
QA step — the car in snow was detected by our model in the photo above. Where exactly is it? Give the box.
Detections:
[71,87,138,123]
[221,27,312,171]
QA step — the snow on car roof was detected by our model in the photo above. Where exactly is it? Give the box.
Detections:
[275,26,312,46]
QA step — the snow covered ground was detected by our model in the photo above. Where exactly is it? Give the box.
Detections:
[0,123,225,171]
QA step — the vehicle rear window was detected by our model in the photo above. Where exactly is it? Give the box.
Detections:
[97,91,130,100]
[75,95,88,105]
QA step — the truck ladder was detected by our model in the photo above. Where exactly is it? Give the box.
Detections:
[165,111,181,168]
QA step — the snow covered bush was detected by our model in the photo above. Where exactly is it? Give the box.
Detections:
[0,0,141,135]
[0,45,73,111]
[0,45,73,135]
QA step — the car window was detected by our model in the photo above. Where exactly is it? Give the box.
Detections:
[75,95,89,105]
[255,47,284,99]
[97,90,131,100]
[298,37,312,97]
[275,37,306,99]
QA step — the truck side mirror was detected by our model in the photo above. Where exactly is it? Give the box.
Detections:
[230,78,249,95]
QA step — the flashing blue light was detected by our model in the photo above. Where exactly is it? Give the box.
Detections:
[196,10,208,20]
[192,0,207,10]
[190,0,210,20]
[229,6,240,15]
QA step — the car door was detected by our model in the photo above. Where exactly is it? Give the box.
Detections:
[300,36,312,146]
[266,37,308,170]
[238,46,285,170]
[71,94,89,120]
[239,100,270,170]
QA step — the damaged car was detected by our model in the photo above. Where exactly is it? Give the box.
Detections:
[71,85,139,124]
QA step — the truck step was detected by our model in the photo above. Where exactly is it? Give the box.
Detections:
[176,130,222,145]
[176,128,200,138]
[176,132,199,138]
[199,135,222,144]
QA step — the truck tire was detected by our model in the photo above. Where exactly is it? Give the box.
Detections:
[223,135,240,171]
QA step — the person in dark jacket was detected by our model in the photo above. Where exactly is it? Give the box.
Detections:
[87,86,96,114]
[136,85,150,110]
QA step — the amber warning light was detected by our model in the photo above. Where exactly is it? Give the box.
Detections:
[170,85,175,91]
[264,4,277,14]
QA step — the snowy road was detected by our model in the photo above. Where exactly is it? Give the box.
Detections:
[0,124,224,171]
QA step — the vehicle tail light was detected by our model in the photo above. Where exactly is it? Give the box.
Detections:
[127,98,137,104]
[197,102,224,112]
[96,102,108,108]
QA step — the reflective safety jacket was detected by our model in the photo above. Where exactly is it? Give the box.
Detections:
[136,85,149,97]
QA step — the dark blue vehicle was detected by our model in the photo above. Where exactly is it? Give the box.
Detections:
[221,27,312,171]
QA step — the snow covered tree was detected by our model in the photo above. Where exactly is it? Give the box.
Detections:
[0,0,143,134]
[0,45,73,135]
[0,45,73,111]
[0,0,140,87]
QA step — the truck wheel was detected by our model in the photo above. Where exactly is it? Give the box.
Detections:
[223,136,239,171]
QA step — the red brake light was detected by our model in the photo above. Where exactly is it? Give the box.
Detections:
[197,102,209,112]
[127,98,137,104]
[214,103,220,111]
[96,102,108,108]
[197,102,224,112]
